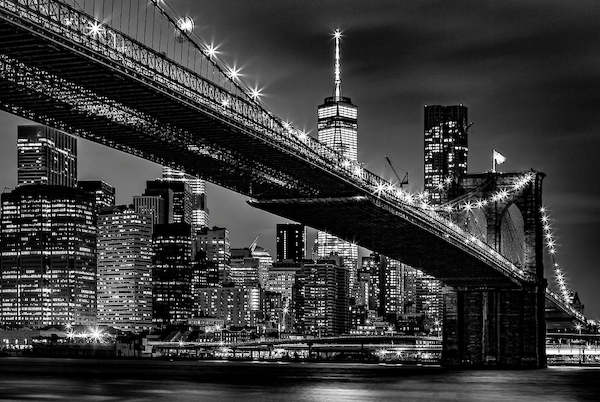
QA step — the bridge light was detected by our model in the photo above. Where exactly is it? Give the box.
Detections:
[227,65,242,80]
[204,42,221,59]
[298,130,308,141]
[341,159,351,169]
[249,86,263,101]
[463,202,473,212]
[86,21,105,39]
[221,98,230,108]
[177,16,195,34]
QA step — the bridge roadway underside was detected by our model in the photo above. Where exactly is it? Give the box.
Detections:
[251,196,522,288]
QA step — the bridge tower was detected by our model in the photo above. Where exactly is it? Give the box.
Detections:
[441,171,547,368]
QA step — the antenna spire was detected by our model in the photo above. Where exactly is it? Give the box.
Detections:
[333,29,342,100]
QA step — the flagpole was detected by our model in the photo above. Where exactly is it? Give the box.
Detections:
[492,149,496,173]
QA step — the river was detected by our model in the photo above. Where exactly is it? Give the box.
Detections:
[0,358,598,401]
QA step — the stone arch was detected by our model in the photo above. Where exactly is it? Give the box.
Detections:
[499,203,526,267]
[456,207,488,242]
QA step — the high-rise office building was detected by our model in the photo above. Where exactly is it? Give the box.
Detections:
[415,270,443,330]
[230,248,261,288]
[161,167,209,233]
[293,256,349,337]
[78,180,116,211]
[151,223,193,326]
[266,261,303,305]
[317,30,359,298]
[424,105,469,204]
[96,206,153,332]
[276,223,305,262]
[143,180,192,227]
[133,195,166,225]
[195,286,261,327]
[251,245,273,288]
[195,227,231,285]
[17,125,77,188]
[0,185,96,328]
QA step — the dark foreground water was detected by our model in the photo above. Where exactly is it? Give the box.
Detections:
[0,358,599,401]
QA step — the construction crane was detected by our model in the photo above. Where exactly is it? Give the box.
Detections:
[249,234,262,253]
[385,156,408,188]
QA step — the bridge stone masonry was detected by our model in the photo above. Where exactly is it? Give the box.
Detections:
[0,0,587,369]
[441,172,547,368]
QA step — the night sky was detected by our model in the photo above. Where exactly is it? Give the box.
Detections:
[0,0,599,316]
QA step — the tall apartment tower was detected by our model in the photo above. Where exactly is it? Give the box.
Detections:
[276,223,305,262]
[162,167,209,233]
[423,105,469,204]
[17,125,77,187]
[316,30,359,298]
[0,185,97,327]
[97,206,153,332]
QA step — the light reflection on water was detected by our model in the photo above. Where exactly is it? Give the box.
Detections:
[0,358,598,401]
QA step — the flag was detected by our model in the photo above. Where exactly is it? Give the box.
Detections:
[493,149,506,165]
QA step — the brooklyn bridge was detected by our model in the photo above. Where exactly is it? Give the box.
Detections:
[0,0,590,368]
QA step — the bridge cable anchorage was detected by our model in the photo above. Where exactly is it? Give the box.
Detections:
[540,207,574,305]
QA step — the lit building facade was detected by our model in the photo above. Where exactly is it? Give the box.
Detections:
[424,105,469,203]
[133,195,166,225]
[144,180,192,227]
[161,167,209,233]
[194,226,231,285]
[230,248,261,288]
[317,31,359,298]
[293,257,349,337]
[251,245,273,288]
[78,180,116,211]
[0,185,96,328]
[276,223,305,262]
[195,286,261,327]
[17,125,77,188]
[97,206,153,332]
[151,223,193,326]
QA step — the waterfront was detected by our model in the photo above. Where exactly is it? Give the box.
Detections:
[0,358,599,401]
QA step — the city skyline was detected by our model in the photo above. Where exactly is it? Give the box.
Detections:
[0,0,597,319]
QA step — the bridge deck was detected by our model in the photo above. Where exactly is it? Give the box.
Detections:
[251,197,522,288]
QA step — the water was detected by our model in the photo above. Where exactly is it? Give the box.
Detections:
[0,358,598,401]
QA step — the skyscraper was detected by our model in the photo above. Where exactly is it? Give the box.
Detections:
[0,185,96,328]
[194,226,231,285]
[78,180,116,211]
[293,256,349,337]
[230,248,261,288]
[133,195,166,225]
[424,105,469,204]
[276,223,305,262]
[151,223,193,326]
[143,180,192,227]
[162,167,209,233]
[97,206,153,332]
[17,125,77,187]
[317,29,359,298]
